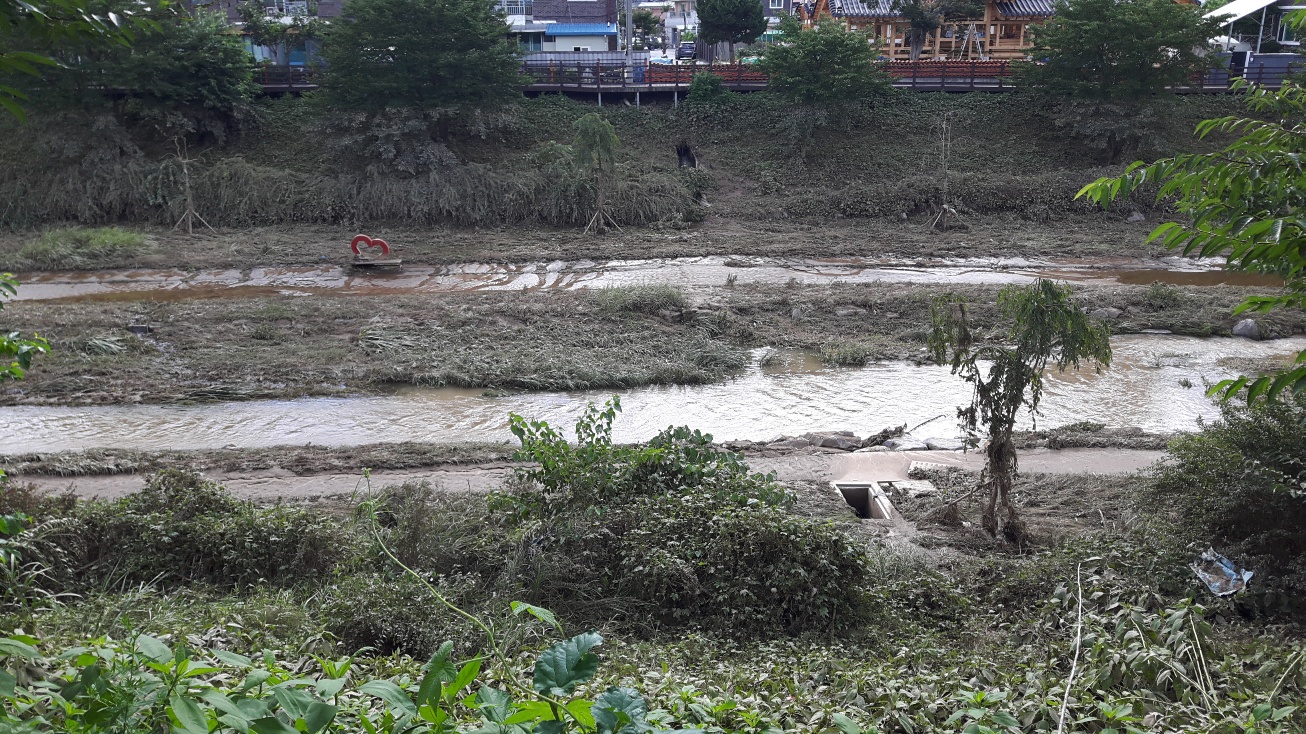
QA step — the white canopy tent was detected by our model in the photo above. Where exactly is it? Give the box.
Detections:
[1204,0,1298,51]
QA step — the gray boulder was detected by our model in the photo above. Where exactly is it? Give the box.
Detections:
[1089,307,1122,320]
[804,432,862,450]
[883,436,929,451]
[854,446,891,453]
[1127,211,1146,223]
[1232,318,1261,340]
[768,438,812,450]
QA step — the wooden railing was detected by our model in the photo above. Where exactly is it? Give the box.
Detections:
[253,59,1302,95]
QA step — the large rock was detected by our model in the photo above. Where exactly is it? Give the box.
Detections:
[1089,307,1122,320]
[924,437,965,451]
[803,432,862,450]
[1232,318,1261,340]
[768,438,812,450]
[854,446,890,453]
[883,436,929,451]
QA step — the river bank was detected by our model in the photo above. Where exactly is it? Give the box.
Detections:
[3,281,1300,407]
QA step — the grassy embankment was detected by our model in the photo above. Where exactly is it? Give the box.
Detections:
[0,93,1248,268]
[3,282,1301,406]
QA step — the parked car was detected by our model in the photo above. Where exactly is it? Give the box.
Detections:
[676,41,696,60]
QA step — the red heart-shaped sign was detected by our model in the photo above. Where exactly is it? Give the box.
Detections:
[351,234,391,256]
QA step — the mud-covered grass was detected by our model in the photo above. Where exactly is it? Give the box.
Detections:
[0,216,1170,272]
[0,441,515,477]
[2,282,1301,405]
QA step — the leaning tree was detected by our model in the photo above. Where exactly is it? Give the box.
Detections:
[571,113,621,234]
[929,279,1111,542]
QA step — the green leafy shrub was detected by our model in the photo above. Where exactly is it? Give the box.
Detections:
[318,573,483,657]
[65,470,348,589]
[503,400,871,634]
[1148,394,1306,615]
[592,285,689,315]
[686,72,731,106]
[17,227,149,270]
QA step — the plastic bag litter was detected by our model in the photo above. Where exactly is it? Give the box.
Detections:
[1191,547,1253,596]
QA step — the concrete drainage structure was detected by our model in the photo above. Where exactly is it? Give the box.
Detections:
[832,481,899,520]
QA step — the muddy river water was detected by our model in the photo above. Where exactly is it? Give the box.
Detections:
[3,335,1301,454]
[12,255,1281,302]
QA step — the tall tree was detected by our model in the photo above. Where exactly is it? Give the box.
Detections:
[3,6,254,139]
[889,0,981,60]
[1080,81,1306,401]
[1020,0,1222,163]
[0,0,155,119]
[929,279,1111,542]
[1023,0,1223,100]
[321,0,522,110]
[696,0,766,62]
[759,17,890,106]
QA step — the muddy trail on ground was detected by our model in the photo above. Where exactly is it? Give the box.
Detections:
[17,447,1167,504]
[12,255,1281,303]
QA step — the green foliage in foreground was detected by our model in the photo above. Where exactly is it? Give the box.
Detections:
[0,625,670,734]
[0,273,47,381]
[1150,393,1306,615]
[17,227,149,270]
[1081,81,1306,399]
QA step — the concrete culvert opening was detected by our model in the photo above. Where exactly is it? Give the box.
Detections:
[833,481,897,520]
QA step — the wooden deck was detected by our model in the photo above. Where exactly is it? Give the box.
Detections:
[256,59,1302,96]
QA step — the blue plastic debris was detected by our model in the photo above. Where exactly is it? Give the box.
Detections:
[1191,548,1254,596]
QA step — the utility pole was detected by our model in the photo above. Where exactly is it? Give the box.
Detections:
[625,0,633,68]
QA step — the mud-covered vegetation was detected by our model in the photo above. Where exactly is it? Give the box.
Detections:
[3,281,1301,405]
[3,402,1305,732]
[0,92,1242,238]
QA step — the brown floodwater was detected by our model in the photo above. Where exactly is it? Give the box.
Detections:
[10,255,1280,303]
[3,334,1300,454]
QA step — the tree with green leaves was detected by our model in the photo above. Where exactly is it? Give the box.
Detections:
[696,0,766,62]
[321,0,521,110]
[0,0,155,119]
[1,274,48,382]
[1079,81,1306,401]
[890,0,981,60]
[4,7,254,139]
[1024,0,1222,99]
[620,8,663,49]
[759,17,890,106]
[1020,0,1223,163]
[572,113,620,235]
[929,279,1112,542]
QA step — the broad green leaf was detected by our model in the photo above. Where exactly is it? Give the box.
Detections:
[476,686,512,724]
[250,716,299,734]
[511,601,563,633]
[304,702,338,734]
[534,721,566,734]
[505,700,556,726]
[594,688,646,734]
[170,694,210,734]
[136,635,173,664]
[0,638,40,659]
[0,669,15,699]
[450,658,483,697]
[533,632,603,697]
[831,713,861,734]
[358,680,418,718]
[213,650,253,667]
